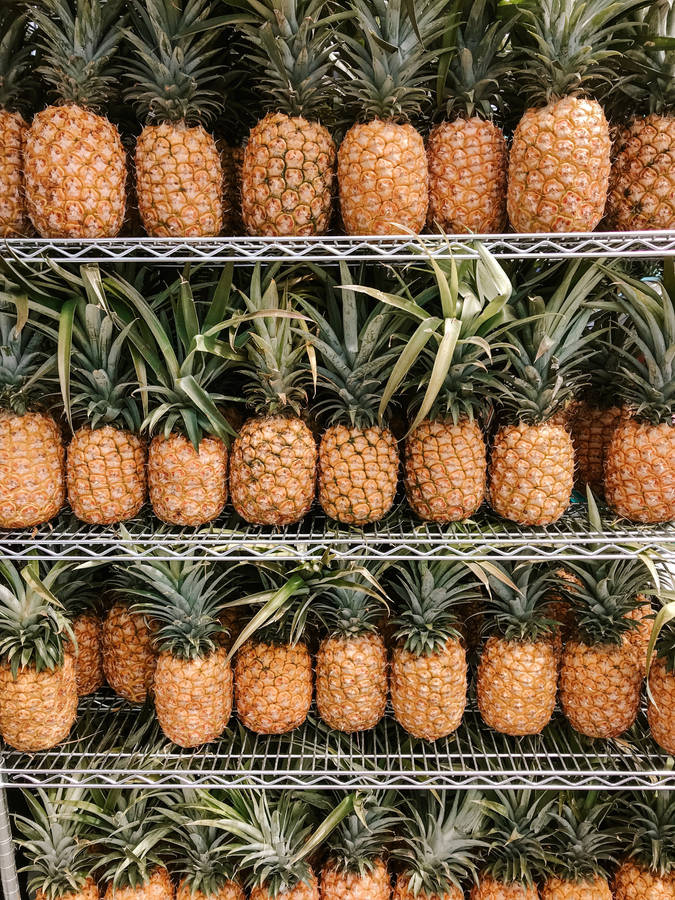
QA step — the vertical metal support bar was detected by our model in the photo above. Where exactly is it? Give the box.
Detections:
[0,784,20,900]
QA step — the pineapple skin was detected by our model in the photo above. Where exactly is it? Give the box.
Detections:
[427,117,508,234]
[318,424,399,525]
[394,872,462,900]
[177,879,245,900]
[315,632,388,733]
[560,640,642,738]
[24,105,126,238]
[102,604,156,704]
[103,867,174,900]
[391,637,467,741]
[251,872,318,900]
[624,597,653,675]
[604,419,675,523]
[135,122,223,237]
[477,636,558,736]
[0,109,30,236]
[507,96,611,233]
[72,613,104,696]
[153,648,233,748]
[404,417,486,522]
[605,114,675,231]
[242,112,335,237]
[234,639,313,734]
[0,654,77,752]
[37,876,99,900]
[148,433,228,527]
[540,876,612,900]
[612,861,675,900]
[322,859,392,900]
[488,422,574,525]
[338,119,428,235]
[648,657,675,756]
[67,425,147,525]
[0,410,65,529]
[570,402,624,496]
[218,142,244,236]
[229,415,317,526]
[471,876,539,899]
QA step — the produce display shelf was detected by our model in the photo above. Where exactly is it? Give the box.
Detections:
[2,693,672,791]
[4,230,675,265]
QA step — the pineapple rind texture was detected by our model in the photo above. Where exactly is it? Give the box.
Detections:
[624,597,653,675]
[322,859,392,900]
[219,143,244,236]
[72,613,104,696]
[471,876,539,899]
[148,433,228,527]
[319,425,398,525]
[251,871,319,900]
[427,117,508,234]
[242,113,336,237]
[24,105,126,238]
[391,638,467,741]
[102,866,174,900]
[338,120,428,236]
[0,410,65,529]
[404,418,486,523]
[560,641,642,738]
[605,114,675,231]
[648,658,675,756]
[0,654,77,752]
[102,604,156,704]
[316,632,388,733]
[507,96,611,233]
[604,420,675,523]
[477,636,558,736]
[612,861,675,900]
[394,872,463,900]
[488,423,574,525]
[135,122,223,238]
[176,880,245,900]
[540,876,612,900]
[570,402,624,496]
[153,648,233,748]
[67,425,147,526]
[0,109,29,236]
[37,877,99,900]
[234,640,313,735]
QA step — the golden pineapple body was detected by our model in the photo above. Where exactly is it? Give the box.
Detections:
[229,415,317,525]
[624,597,653,674]
[560,640,642,738]
[242,112,335,236]
[0,109,29,235]
[24,104,126,238]
[0,410,65,529]
[72,613,104,695]
[135,121,222,237]
[103,867,174,900]
[404,417,486,522]
[613,861,675,900]
[153,648,233,748]
[488,422,574,525]
[570,401,624,496]
[177,879,245,900]
[234,639,313,734]
[427,117,507,234]
[507,96,611,233]
[37,877,99,900]
[338,119,428,235]
[148,433,227,527]
[319,424,398,525]
[251,872,318,900]
[648,657,675,756]
[102,604,156,703]
[316,632,387,732]
[471,876,539,900]
[391,638,466,741]
[0,654,77,752]
[67,425,146,525]
[540,876,612,900]
[394,873,461,900]
[477,636,558,736]
[604,419,675,523]
[605,114,675,231]
[322,859,391,900]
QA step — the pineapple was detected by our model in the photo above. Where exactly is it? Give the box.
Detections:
[0,302,65,529]
[0,559,77,752]
[123,0,225,238]
[337,0,448,235]
[234,0,336,236]
[601,262,675,523]
[119,555,233,747]
[605,1,675,231]
[427,1,509,234]
[0,9,32,236]
[506,0,640,233]
[488,260,601,525]
[477,563,560,736]
[25,0,127,238]
[58,568,106,696]
[389,560,479,741]
[612,792,675,900]
[646,598,675,756]
[102,600,156,704]
[220,142,245,236]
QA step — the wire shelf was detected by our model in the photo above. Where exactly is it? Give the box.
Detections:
[1,502,673,562]
[2,693,672,791]
[3,231,675,264]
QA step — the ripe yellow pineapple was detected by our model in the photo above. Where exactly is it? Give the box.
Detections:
[148,434,228,527]
[103,869,174,900]
[0,10,31,236]
[235,640,312,735]
[324,861,391,900]
[102,603,156,703]
[612,792,675,900]
[71,613,104,696]
[613,862,675,900]
[24,0,126,238]
[645,601,675,756]
[571,402,623,496]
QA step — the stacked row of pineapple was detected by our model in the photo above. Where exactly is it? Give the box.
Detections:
[1,0,675,241]
[14,787,675,900]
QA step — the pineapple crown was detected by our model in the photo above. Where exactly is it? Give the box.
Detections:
[393,792,485,895]
[0,8,33,113]
[615,791,675,876]
[481,562,560,642]
[14,788,93,900]
[618,0,675,115]
[325,791,403,875]
[32,0,125,111]
[580,313,626,410]
[479,790,555,885]
[123,0,225,125]
[390,560,483,654]
[0,302,55,415]
[312,568,386,639]
[544,793,617,881]
[53,566,106,619]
